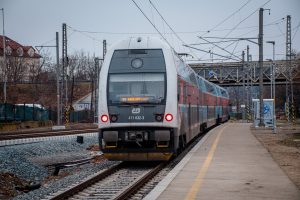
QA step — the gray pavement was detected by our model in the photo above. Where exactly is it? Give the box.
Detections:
[144,123,300,200]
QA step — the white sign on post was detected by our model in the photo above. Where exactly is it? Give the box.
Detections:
[252,99,274,127]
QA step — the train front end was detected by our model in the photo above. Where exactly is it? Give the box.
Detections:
[98,37,178,161]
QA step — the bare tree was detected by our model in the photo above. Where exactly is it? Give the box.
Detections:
[6,57,26,84]
[66,50,97,82]
[28,49,52,83]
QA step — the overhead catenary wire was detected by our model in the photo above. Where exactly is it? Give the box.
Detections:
[198,28,259,61]
[148,0,200,60]
[183,44,240,61]
[52,17,284,38]
[266,23,300,39]
[220,0,271,57]
[218,0,271,42]
[200,0,253,37]
[193,0,271,60]
[190,39,243,45]
[131,0,175,49]
[292,22,300,42]
[198,36,242,60]
[67,25,103,43]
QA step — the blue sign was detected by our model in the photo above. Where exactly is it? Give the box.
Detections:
[263,104,270,114]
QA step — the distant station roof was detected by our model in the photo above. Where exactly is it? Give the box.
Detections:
[0,35,41,58]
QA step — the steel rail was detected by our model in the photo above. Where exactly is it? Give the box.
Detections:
[113,162,166,200]
[47,162,165,200]
[0,128,97,140]
[0,127,97,135]
[49,162,125,200]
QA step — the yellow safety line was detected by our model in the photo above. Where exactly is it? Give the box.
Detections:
[184,125,227,200]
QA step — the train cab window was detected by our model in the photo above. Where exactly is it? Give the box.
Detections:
[108,73,166,105]
[109,49,166,73]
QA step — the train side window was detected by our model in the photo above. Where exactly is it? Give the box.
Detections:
[205,82,213,93]
[177,60,190,82]
[189,72,197,86]
[219,88,228,98]
[197,77,206,92]
[215,87,221,97]
[177,80,181,101]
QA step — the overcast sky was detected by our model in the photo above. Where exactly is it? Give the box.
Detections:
[1,0,300,62]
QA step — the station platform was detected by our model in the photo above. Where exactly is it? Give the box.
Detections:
[144,123,300,200]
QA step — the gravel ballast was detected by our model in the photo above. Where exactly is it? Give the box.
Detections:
[0,133,116,200]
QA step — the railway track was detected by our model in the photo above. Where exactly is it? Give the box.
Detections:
[0,128,98,141]
[46,161,166,200]
[45,128,209,200]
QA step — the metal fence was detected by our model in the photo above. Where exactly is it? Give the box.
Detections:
[0,103,95,123]
[69,110,93,123]
[0,103,49,122]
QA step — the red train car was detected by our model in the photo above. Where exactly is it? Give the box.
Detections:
[98,37,229,161]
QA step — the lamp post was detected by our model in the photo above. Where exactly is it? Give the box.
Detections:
[266,41,276,133]
[1,8,6,103]
[36,32,61,126]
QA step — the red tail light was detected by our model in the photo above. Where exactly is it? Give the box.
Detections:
[101,114,109,122]
[165,113,173,122]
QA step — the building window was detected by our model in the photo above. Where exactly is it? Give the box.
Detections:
[28,48,34,57]
[17,47,24,57]
[5,46,12,55]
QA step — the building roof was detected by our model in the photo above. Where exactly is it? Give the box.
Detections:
[0,35,41,58]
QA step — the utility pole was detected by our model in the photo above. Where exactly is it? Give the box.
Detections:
[273,45,277,132]
[62,23,68,124]
[1,8,6,103]
[56,32,61,126]
[286,15,294,125]
[62,23,68,106]
[35,34,61,126]
[266,40,276,133]
[94,57,100,123]
[258,8,265,127]
[246,45,251,121]
[242,50,245,121]
[103,40,107,59]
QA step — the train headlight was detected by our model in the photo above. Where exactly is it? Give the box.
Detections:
[155,114,164,122]
[101,114,109,123]
[131,58,143,69]
[165,113,173,122]
[110,115,118,122]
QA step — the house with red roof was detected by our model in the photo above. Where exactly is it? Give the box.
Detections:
[0,35,41,82]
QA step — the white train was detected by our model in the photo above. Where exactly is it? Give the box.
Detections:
[98,37,229,161]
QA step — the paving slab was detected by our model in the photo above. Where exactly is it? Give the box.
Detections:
[144,123,300,200]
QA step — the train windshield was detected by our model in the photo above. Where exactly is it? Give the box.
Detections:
[108,73,165,104]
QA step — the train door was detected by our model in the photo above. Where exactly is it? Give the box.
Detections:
[197,97,199,126]
[181,81,188,144]
[186,83,191,141]
[183,82,187,104]
[214,96,217,123]
[202,93,206,129]
[188,102,191,139]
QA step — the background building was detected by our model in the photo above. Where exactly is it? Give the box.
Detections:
[0,35,41,83]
